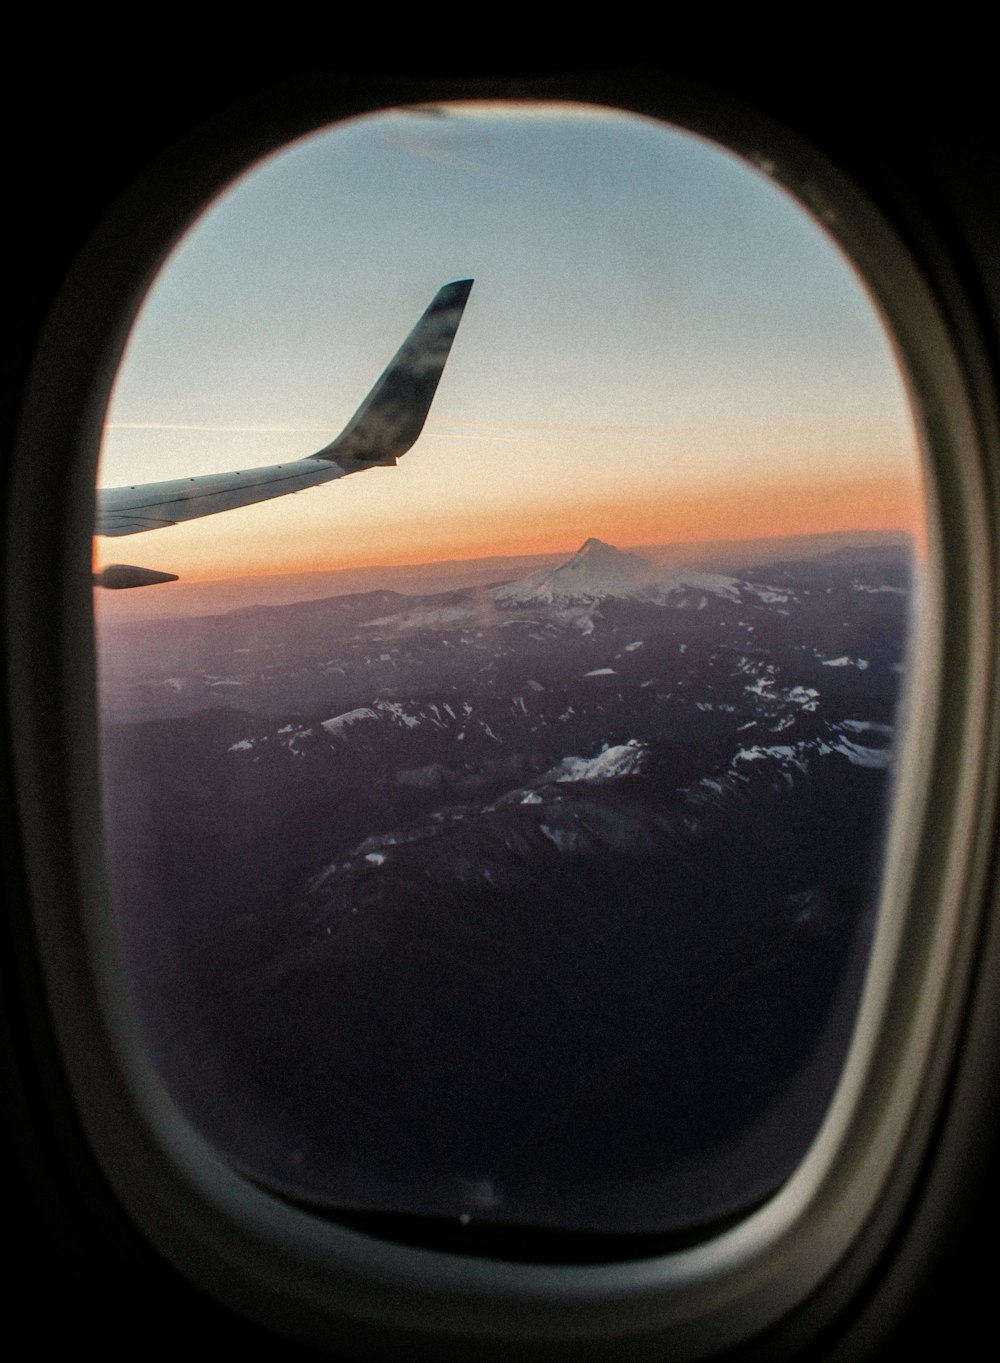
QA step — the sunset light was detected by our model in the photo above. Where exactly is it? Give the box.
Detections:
[96,102,923,610]
[95,100,925,1235]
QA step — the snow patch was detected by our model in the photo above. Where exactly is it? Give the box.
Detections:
[734,744,808,772]
[540,824,578,852]
[321,707,378,735]
[831,738,892,768]
[788,686,820,710]
[651,568,742,604]
[842,719,893,736]
[543,739,647,784]
[376,700,421,728]
[820,655,869,670]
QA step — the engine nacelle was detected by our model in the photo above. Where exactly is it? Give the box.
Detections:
[93,564,179,589]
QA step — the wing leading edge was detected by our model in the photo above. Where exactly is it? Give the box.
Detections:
[96,279,473,542]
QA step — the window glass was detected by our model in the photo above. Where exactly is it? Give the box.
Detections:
[95,103,923,1237]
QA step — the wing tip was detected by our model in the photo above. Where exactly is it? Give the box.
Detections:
[435,278,474,307]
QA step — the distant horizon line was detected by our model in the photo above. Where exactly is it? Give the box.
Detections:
[158,525,916,589]
[94,525,917,625]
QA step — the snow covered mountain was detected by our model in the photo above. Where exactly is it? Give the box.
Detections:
[99,537,914,1233]
[493,537,654,605]
[493,537,789,612]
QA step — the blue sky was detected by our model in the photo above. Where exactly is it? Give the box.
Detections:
[98,102,921,581]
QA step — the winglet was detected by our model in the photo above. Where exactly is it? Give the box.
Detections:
[310,279,473,470]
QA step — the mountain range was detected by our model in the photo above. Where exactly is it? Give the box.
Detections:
[98,536,914,1236]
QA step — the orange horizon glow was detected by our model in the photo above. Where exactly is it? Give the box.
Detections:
[95,468,924,585]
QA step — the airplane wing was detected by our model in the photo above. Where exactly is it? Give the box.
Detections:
[96,279,473,546]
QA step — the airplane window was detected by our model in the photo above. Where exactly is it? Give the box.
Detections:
[93,103,924,1243]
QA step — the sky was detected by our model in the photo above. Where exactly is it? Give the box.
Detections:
[97,102,923,589]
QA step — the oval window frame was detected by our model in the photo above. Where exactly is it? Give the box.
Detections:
[5,70,996,1359]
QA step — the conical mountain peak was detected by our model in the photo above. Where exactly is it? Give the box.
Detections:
[571,536,632,560]
[494,539,652,605]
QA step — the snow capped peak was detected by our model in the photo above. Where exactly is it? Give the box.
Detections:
[493,539,653,605]
[492,537,758,609]
[573,536,634,563]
